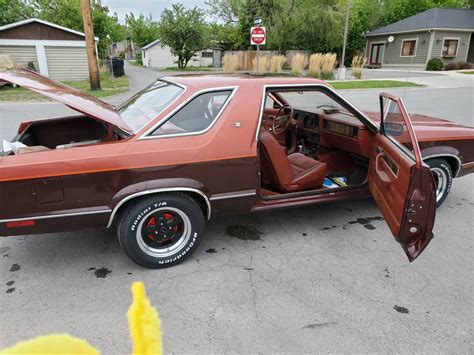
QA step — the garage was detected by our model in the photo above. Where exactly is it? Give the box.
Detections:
[0,18,98,81]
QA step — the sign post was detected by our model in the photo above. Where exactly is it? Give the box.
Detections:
[250,20,266,75]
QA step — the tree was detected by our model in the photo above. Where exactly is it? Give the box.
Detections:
[0,0,36,26]
[158,4,208,68]
[125,13,159,49]
[33,0,126,58]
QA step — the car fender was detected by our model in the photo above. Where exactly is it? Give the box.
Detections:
[106,178,211,228]
[420,145,461,176]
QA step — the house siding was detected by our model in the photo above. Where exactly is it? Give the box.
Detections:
[366,31,431,66]
[45,46,89,81]
[429,30,471,63]
[0,45,38,69]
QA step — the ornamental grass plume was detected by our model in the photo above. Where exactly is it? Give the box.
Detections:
[252,55,268,74]
[222,54,240,73]
[270,55,286,73]
[308,53,323,78]
[320,53,337,80]
[291,53,308,75]
[352,55,367,79]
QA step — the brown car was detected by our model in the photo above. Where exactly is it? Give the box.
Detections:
[0,69,473,268]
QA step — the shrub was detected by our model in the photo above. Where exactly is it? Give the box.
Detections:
[456,62,472,70]
[307,53,323,78]
[222,55,239,73]
[320,53,337,80]
[351,55,367,79]
[252,55,268,74]
[269,55,286,73]
[444,62,459,71]
[291,53,308,75]
[425,58,443,71]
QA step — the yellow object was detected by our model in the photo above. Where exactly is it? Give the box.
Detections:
[0,334,99,354]
[128,282,163,355]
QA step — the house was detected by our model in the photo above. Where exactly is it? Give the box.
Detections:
[364,8,474,68]
[109,39,136,60]
[0,18,98,80]
[141,39,214,68]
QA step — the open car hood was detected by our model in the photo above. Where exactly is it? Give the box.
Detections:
[0,69,133,134]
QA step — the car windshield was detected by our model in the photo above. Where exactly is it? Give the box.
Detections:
[117,81,184,133]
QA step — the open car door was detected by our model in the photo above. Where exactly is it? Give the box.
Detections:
[369,93,436,262]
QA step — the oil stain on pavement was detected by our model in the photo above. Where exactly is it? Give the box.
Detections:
[304,321,337,329]
[226,225,263,241]
[93,267,112,278]
[206,248,217,253]
[9,263,20,272]
[394,305,410,314]
[348,216,384,230]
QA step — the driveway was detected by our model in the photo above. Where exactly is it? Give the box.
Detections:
[0,64,473,353]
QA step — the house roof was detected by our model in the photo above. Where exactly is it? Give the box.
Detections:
[366,8,474,37]
[141,39,161,50]
[0,18,99,41]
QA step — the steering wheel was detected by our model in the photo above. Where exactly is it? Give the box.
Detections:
[272,104,293,135]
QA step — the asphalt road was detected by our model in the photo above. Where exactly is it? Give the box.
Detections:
[0,67,473,353]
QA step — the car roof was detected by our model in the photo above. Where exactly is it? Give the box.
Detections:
[162,73,329,90]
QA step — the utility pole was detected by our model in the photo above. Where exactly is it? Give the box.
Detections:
[81,0,101,90]
[341,1,351,68]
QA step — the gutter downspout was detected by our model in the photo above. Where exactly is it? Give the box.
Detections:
[426,29,435,65]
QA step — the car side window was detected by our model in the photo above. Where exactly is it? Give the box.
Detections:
[151,90,232,136]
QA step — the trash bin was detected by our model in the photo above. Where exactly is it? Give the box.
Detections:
[105,57,125,77]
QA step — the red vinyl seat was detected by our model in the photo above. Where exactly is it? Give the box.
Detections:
[259,130,327,192]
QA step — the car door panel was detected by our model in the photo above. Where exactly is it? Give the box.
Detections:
[369,94,436,262]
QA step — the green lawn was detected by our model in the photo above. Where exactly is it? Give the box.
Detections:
[0,73,129,102]
[164,66,213,72]
[461,71,474,75]
[330,80,421,90]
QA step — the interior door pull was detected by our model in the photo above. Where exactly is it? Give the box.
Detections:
[375,152,392,188]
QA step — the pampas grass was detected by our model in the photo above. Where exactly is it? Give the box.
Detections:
[291,53,308,75]
[308,53,323,77]
[320,53,337,80]
[270,55,286,73]
[252,55,268,74]
[222,55,240,73]
[351,55,366,79]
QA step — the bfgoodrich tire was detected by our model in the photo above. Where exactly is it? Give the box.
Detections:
[426,158,453,208]
[117,193,204,268]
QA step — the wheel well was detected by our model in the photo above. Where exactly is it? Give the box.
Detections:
[425,155,459,176]
[110,190,210,228]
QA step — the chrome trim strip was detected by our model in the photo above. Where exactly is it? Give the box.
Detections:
[423,153,462,177]
[256,83,379,141]
[0,209,111,224]
[106,187,212,228]
[210,190,257,201]
[137,86,239,140]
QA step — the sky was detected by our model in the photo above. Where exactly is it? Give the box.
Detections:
[101,0,210,22]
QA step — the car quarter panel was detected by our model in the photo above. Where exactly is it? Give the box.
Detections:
[0,81,264,236]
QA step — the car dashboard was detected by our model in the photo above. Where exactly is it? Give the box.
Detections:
[292,108,372,157]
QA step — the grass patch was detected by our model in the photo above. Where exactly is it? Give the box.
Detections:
[330,80,421,90]
[164,66,213,72]
[0,73,129,102]
[460,71,474,75]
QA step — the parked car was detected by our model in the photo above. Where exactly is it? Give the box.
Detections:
[0,69,473,268]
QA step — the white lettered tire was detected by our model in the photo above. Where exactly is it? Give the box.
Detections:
[117,193,204,268]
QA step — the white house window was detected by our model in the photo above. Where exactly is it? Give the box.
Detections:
[442,39,458,57]
[401,40,416,56]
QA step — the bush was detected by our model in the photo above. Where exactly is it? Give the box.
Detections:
[444,62,459,71]
[269,55,286,73]
[457,62,472,70]
[425,58,443,71]
[291,53,308,75]
[351,55,367,80]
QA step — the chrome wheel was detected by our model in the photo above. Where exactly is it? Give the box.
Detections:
[431,167,448,203]
[136,207,191,258]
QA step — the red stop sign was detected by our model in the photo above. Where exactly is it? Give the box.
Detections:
[251,26,266,45]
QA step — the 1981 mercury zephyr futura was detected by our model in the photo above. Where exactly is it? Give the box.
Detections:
[1,69,473,268]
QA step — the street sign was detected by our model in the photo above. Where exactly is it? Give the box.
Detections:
[250,26,266,46]
[254,17,262,25]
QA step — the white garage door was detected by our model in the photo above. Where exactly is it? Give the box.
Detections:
[0,45,38,70]
[45,46,89,81]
